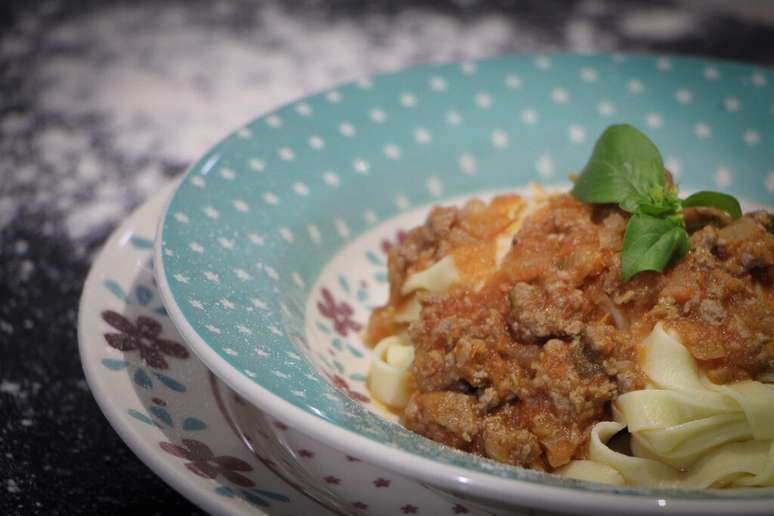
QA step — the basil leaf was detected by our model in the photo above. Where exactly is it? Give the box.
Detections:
[682,191,742,220]
[674,225,691,261]
[618,193,643,214]
[572,124,665,204]
[622,214,690,281]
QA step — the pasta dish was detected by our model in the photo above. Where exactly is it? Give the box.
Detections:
[365,124,774,488]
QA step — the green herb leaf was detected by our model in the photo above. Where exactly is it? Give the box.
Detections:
[618,186,682,217]
[682,191,742,220]
[572,124,665,204]
[621,214,690,281]
[618,194,643,214]
[572,124,745,282]
[674,226,691,262]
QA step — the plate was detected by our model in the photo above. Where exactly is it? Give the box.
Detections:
[79,183,500,516]
[155,54,774,514]
[79,182,311,515]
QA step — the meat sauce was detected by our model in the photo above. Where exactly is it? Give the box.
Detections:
[367,193,774,471]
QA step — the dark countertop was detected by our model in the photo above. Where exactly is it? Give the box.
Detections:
[1,1,772,514]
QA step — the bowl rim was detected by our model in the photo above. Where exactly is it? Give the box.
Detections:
[155,53,774,515]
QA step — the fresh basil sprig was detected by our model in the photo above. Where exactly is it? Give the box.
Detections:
[571,124,742,281]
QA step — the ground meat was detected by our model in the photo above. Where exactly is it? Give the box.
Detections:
[372,193,774,471]
[509,282,588,340]
[403,391,481,450]
[410,296,518,401]
[648,212,774,382]
[716,216,774,274]
[683,207,731,233]
[479,405,545,469]
[366,197,523,345]
[389,206,460,302]
[749,210,774,233]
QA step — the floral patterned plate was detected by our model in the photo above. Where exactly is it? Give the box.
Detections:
[78,182,510,516]
[155,54,773,515]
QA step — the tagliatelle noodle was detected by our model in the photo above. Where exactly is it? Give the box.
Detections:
[564,323,774,488]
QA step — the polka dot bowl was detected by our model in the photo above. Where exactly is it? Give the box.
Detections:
[156,54,774,515]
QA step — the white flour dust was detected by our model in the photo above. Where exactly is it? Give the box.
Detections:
[39,5,547,164]
[2,2,631,244]
[0,380,21,395]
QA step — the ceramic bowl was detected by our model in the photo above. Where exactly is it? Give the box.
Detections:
[155,54,774,515]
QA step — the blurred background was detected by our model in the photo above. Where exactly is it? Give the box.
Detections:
[1,1,772,514]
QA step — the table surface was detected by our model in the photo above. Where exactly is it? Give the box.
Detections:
[1,0,772,514]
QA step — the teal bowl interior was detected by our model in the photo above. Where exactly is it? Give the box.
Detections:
[158,54,773,500]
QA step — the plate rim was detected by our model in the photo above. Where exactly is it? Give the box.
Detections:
[78,181,265,516]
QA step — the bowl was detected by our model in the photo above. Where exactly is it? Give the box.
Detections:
[155,54,774,515]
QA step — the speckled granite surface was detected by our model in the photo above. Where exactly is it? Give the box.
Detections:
[0,1,772,514]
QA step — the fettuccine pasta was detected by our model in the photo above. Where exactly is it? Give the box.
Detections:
[562,323,774,487]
